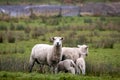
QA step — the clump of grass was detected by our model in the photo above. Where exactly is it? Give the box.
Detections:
[7,31,16,43]
[9,22,15,30]
[0,22,8,31]
[77,35,88,44]
[0,56,29,72]
[0,32,4,43]
[15,31,25,41]
[32,27,46,39]
[24,26,31,34]
[84,18,93,24]
[93,38,115,48]
[16,24,25,30]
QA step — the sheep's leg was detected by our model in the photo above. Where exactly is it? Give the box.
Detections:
[50,66,54,74]
[81,65,85,75]
[54,66,58,74]
[80,64,85,75]
[29,58,35,72]
[76,65,80,74]
[50,66,57,74]
[39,65,47,73]
[67,67,75,74]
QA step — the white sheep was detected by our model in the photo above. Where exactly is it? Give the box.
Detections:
[29,37,64,73]
[61,45,88,62]
[56,59,77,74]
[76,56,86,75]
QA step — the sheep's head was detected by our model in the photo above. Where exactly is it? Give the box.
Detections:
[77,45,89,56]
[51,37,64,47]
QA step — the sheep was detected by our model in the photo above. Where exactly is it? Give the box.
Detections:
[61,45,88,62]
[29,37,64,73]
[76,57,86,75]
[56,59,78,74]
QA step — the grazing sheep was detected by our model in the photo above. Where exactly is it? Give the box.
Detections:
[29,37,64,73]
[61,45,88,62]
[76,57,86,75]
[56,59,77,74]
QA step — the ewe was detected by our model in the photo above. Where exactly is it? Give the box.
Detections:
[62,45,88,62]
[29,37,64,73]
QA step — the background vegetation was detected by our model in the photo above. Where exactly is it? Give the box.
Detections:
[0,16,120,80]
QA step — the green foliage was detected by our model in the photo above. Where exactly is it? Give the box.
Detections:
[0,71,119,80]
[7,31,16,43]
[0,16,120,78]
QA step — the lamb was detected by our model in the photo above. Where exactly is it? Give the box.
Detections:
[56,59,77,74]
[29,37,64,73]
[76,56,86,75]
[61,45,88,62]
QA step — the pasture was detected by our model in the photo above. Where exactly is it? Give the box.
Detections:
[0,16,120,79]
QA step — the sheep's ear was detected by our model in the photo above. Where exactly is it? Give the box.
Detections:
[77,45,81,48]
[85,46,88,49]
[61,37,64,40]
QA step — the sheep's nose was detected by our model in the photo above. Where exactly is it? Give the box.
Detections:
[57,42,59,46]
[86,54,88,56]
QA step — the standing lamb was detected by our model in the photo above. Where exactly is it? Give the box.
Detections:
[61,45,88,62]
[29,37,64,73]
[56,59,77,74]
[76,56,86,75]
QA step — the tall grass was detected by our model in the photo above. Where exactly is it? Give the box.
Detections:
[0,16,120,77]
[0,71,119,80]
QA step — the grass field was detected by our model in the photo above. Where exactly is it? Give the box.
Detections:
[0,71,120,80]
[0,16,120,79]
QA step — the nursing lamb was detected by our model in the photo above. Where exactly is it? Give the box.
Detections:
[56,59,77,74]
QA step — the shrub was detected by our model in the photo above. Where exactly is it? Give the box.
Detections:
[10,22,15,30]
[95,21,105,31]
[0,32,4,43]
[7,31,15,43]
[16,24,25,30]
[0,23,8,31]
[100,17,106,21]
[77,35,87,44]
[84,18,92,24]
[24,26,31,34]
[32,27,46,39]
[93,38,115,49]
[15,31,25,41]
[0,56,29,72]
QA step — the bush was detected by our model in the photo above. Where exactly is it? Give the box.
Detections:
[32,27,46,39]
[77,35,87,44]
[84,18,92,24]
[93,38,115,49]
[0,56,29,72]
[24,26,31,34]
[15,31,25,41]
[16,24,25,30]
[0,32,4,43]
[7,31,15,43]
[10,22,15,30]
[0,23,8,31]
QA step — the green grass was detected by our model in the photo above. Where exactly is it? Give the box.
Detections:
[0,71,119,80]
[0,16,120,78]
